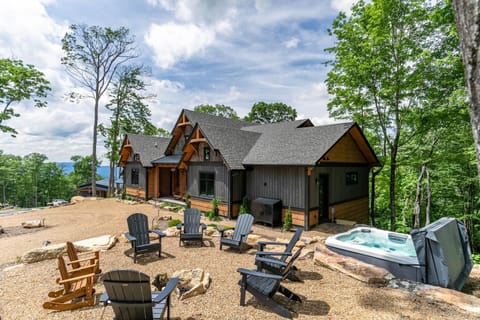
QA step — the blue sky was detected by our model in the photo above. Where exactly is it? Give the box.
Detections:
[1,0,354,162]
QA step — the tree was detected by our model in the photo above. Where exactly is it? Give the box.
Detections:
[325,0,461,230]
[69,155,101,188]
[99,65,156,196]
[193,104,239,119]
[0,58,51,136]
[61,24,137,197]
[452,0,480,184]
[244,102,297,124]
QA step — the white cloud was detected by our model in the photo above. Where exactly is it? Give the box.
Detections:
[145,22,215,69]
[284,37,300,49]
[330,0,357,14]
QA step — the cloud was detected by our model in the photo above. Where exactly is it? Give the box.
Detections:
[145,23,215,69]
[284,37,300,49]
[330,0,357,14]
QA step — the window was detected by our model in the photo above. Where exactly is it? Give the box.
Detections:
[199,172,215,197]
[133,153,140,161]
[131,168,139,185]
[203,146,210,161]
[346,172,358,185]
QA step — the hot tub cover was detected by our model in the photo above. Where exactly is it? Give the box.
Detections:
[410,217,473,290]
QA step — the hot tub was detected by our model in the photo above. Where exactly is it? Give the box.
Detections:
[325,218,473,290]
[325,227,422,281]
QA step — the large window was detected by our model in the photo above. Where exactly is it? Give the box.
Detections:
[131,168,139,185]
[199,172,215,197]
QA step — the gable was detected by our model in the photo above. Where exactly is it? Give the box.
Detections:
[320,133,368,164]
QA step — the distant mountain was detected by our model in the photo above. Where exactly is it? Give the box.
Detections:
[56,162,112,179]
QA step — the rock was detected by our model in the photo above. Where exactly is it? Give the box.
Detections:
[173,268,211,300]
[70,196,85,203]
[246,234,261,246]
[204,226,219,237]
[152,273,169,290]
[21,235,116,263]
[298,248,315,260]
[73,235,117,251]
[300,236,318,245]
[21,220,44,228]
[165,226,180,237]
[418,287,480,315]
[22,243,66,263]
[314,242,393,286]
[3,263,25,272]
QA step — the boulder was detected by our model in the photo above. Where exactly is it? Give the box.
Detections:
[73,235,117,251]
[165,226,180,237]
[173,268,211,300]
[204,226,219,237]
[21,220,44,228]
[21,235,116,263]
[70,196,85,203]
[300,236,318,245]
[417,287,480,314]
[314,242,393,286]
[22,243,66,263]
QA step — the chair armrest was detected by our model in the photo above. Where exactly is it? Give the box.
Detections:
[58,272,96,284]
[255,251,292,258]
[200,223,207,230]
[150,230,166,237]
[217,226,234,237]
[151,277,179,303]
[125,232,136,242]
[67,256,98,265]
[255,256,288,268]
[239,230,252,242]
[176,223,184,230]
[258,241,288,251]
[236,268,282,280]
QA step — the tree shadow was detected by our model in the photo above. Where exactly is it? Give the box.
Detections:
[123,248,175,265]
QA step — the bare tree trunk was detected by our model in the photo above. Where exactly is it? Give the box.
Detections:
[425,167,431,226]
[413,165,426,229]
[91,96,99,197]
[452,0,480,183]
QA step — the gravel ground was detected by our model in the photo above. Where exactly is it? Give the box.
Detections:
[0,198,478,320]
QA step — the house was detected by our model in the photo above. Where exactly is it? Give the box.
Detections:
[119,109,380,230]
[76,179,110,198]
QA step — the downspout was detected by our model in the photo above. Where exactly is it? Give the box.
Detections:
[305,167,310,231]
[228,169,232,219]
[145,167,149,201]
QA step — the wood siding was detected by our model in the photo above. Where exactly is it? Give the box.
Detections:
[281,208,305,227]
[246,166,305,209]
[125,186,146,199]
[329,197,369,224]
[147,167,158,198]
[190,198,228,216]
[322,133,368,163]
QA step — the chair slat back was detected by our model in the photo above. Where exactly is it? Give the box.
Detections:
[127,213,151,246]
[184,208,201,234]
[232,214,254,242]
[282,227,304,262]
[66,241,80,269]
[103,269,153,319]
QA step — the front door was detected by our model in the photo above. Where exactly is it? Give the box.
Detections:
[318,174,329,222]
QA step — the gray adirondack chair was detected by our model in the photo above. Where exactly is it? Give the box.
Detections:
[177,208,207,246]
[125,213,165,263]
[101,269,178,320]
[237,259,302,319]
[219,213,254,253]
[255,227,304,280]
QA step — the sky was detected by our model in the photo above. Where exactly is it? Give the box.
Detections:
[1,0,355,162]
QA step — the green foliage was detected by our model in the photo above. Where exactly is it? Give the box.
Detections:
[244,102,297,124]
[0,151,75,207]
[206,198,221,221]
[68,155,101,187]
[0,58,51,136]
[194,104,239,119]
[168,219,182,228]
[472,253,480,265]
[283,207,293,231]
[239,196,249,214]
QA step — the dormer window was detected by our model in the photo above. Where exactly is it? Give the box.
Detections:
[133,153,140,161]
[204,146,210,161]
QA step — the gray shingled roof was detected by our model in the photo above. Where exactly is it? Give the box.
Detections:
[126,134,170,167]
[199,125,261,170]
[242,122,356,166]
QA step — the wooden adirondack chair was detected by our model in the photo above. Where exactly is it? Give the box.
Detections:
[101,269,179,320]
[237,266,302,319]
[43,256,97,311]
[219,213,254,253]
[125,213,166,263]
[177,208,206,246]
[66,241,101,275]
[255,227,304,280]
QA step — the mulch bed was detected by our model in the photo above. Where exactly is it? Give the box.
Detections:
[0,226,47,238]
